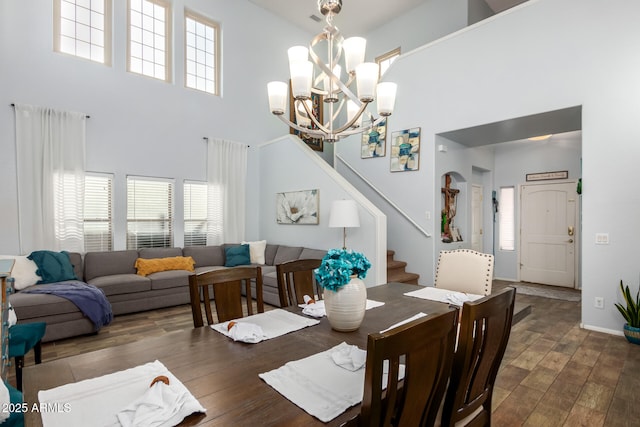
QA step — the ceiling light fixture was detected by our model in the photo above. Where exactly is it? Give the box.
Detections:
[267,0,397,143]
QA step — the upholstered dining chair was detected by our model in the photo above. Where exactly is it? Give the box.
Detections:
[276,259,323,307]
[188,266,264,327]
[434,249,494,296]
[345,309,459,427]
[440,286,516,427]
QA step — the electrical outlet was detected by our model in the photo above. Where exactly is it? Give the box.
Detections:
[425,211,431,220]
[594,297,604,309]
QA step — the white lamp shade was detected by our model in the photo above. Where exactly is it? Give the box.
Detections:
[267,81,288,115]
[376,82,397,116]
[288,45,309,64]
[290,60,313,99]
[294,99,312,127]
[343,37,366,73]
[329,200,360,228]
[355,62,379,102]
[347,100,363,128]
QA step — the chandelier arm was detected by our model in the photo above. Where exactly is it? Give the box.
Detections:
[275,114,328,138]
[299,99,332,134]
[332,115,387,139]
[329,101,370,135]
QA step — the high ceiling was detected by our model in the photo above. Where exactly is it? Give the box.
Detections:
[248,0,527,35]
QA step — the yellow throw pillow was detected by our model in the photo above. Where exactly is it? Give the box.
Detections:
[135,256,196,277]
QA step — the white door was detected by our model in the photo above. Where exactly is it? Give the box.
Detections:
[471,185,483,252]
[520,181,578,288]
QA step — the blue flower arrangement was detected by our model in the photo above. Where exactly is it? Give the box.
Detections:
[314,249,371,291]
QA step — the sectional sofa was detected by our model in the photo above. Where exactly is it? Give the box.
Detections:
[8,243,326,342]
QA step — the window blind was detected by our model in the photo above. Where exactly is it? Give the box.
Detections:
[184,181,207,246]
[499,187,515,251]
[127,176,174,249]
[84,173,113,252]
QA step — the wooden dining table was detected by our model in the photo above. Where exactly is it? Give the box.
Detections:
[23,282,453,426]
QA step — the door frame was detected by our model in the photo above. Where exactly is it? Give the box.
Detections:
[517,179,581,289]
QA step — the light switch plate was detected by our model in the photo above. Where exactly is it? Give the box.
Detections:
[595,233,609,245]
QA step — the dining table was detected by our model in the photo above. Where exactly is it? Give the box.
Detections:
[23,282,454,426]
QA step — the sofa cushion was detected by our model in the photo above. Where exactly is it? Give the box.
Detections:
[135,256,195,277]
[183,246,224,267]
[299,248,327,260]
[138,247,183,259]
[262,269,278,290]
[273,246,304,265]
[28,250,78,284]
[264,244,279,266]
[84,250,139,282]
[0,255,41,290]
[194,265,228,274]
[224,245,251,267]
[9,290,81,320]
[87,274,151,296]
[147,269,192,290]
[241,240,267,264]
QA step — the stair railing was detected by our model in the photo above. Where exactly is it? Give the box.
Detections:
[335,154,431,238]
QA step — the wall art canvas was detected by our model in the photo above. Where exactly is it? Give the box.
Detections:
[361,118,387,158]
[390,127,420,172]
[289,81,324,152]
[276,189,319,224]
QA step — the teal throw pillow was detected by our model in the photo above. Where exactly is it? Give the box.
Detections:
[224,244,251,267]
[28,250,78,284]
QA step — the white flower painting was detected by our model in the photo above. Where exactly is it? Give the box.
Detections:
[276,189,319,224]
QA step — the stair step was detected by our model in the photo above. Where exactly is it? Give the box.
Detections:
[387,259,407,270]
[387,271,420,285]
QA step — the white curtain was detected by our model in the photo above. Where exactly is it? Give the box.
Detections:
[206,139,247,245]
[14,104,86,254]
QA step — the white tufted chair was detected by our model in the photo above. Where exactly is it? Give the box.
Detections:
[434,249,494,296]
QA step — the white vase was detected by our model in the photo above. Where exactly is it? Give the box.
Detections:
[324,276,367,332]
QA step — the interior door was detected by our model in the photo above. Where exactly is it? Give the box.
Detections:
[471,184,483,252]
[520,181,577,288]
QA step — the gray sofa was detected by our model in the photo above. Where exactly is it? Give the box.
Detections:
[8,243,326,342]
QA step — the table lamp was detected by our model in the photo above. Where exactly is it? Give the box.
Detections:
[329,200,360,249]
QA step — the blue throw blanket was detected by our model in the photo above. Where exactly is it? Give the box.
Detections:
[22,281,113,331]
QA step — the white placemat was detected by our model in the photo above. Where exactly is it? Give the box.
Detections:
[38,360,205,427]
[403,286,483,305]
[259,342,365,422]
[211,309,320,342]
[297,299,385,318]
[379,312,428,333]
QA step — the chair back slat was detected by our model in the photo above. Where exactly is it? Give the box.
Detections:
[276,259,323,307]
[188,266,264,327]
[441,286,516,427]
[359,309,459,427]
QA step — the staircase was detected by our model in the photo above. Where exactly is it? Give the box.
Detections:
[386,250,420,285]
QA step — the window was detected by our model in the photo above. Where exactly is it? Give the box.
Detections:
[499,187,515,251]
[127,176,174,249]
[185,10,220,95]
[54,0,112,65]
[375,47,400,78]
[84,173,113,252]
[128,0,171,81]
[184,181,207,246]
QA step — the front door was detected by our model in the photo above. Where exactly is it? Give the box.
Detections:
[520,181,578,288]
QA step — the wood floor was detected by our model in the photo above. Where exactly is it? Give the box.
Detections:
[11,281,639,426]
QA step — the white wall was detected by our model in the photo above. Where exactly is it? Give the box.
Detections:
[258,136,387,287]
[336,0,640,334]
[0,0,311,254]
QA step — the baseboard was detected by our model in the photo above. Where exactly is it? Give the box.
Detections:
[581,323,624,337]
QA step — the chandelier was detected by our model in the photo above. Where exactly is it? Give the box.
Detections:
[267,0,397,143]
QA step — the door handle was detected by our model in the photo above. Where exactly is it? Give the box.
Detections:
[567,239,574,243]
[568,226,574,236]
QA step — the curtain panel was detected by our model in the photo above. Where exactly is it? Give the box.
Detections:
[14,104,86,254]
[206,139,247,245]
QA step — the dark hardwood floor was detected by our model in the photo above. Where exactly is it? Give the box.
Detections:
[10,281,639,426]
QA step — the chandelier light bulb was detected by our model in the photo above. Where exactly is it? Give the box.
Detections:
[376,82,397,116]
[290,60,313,99]
[343,37,366,73]
[355,62,379,102]
[267,81,288,115]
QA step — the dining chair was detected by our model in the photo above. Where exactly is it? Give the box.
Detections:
[440,286,516,427]
[346,309,459,427]
[188,266,264,327]
[276,258,323,307]
[434,249,494,296]
[8,321,46,391]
